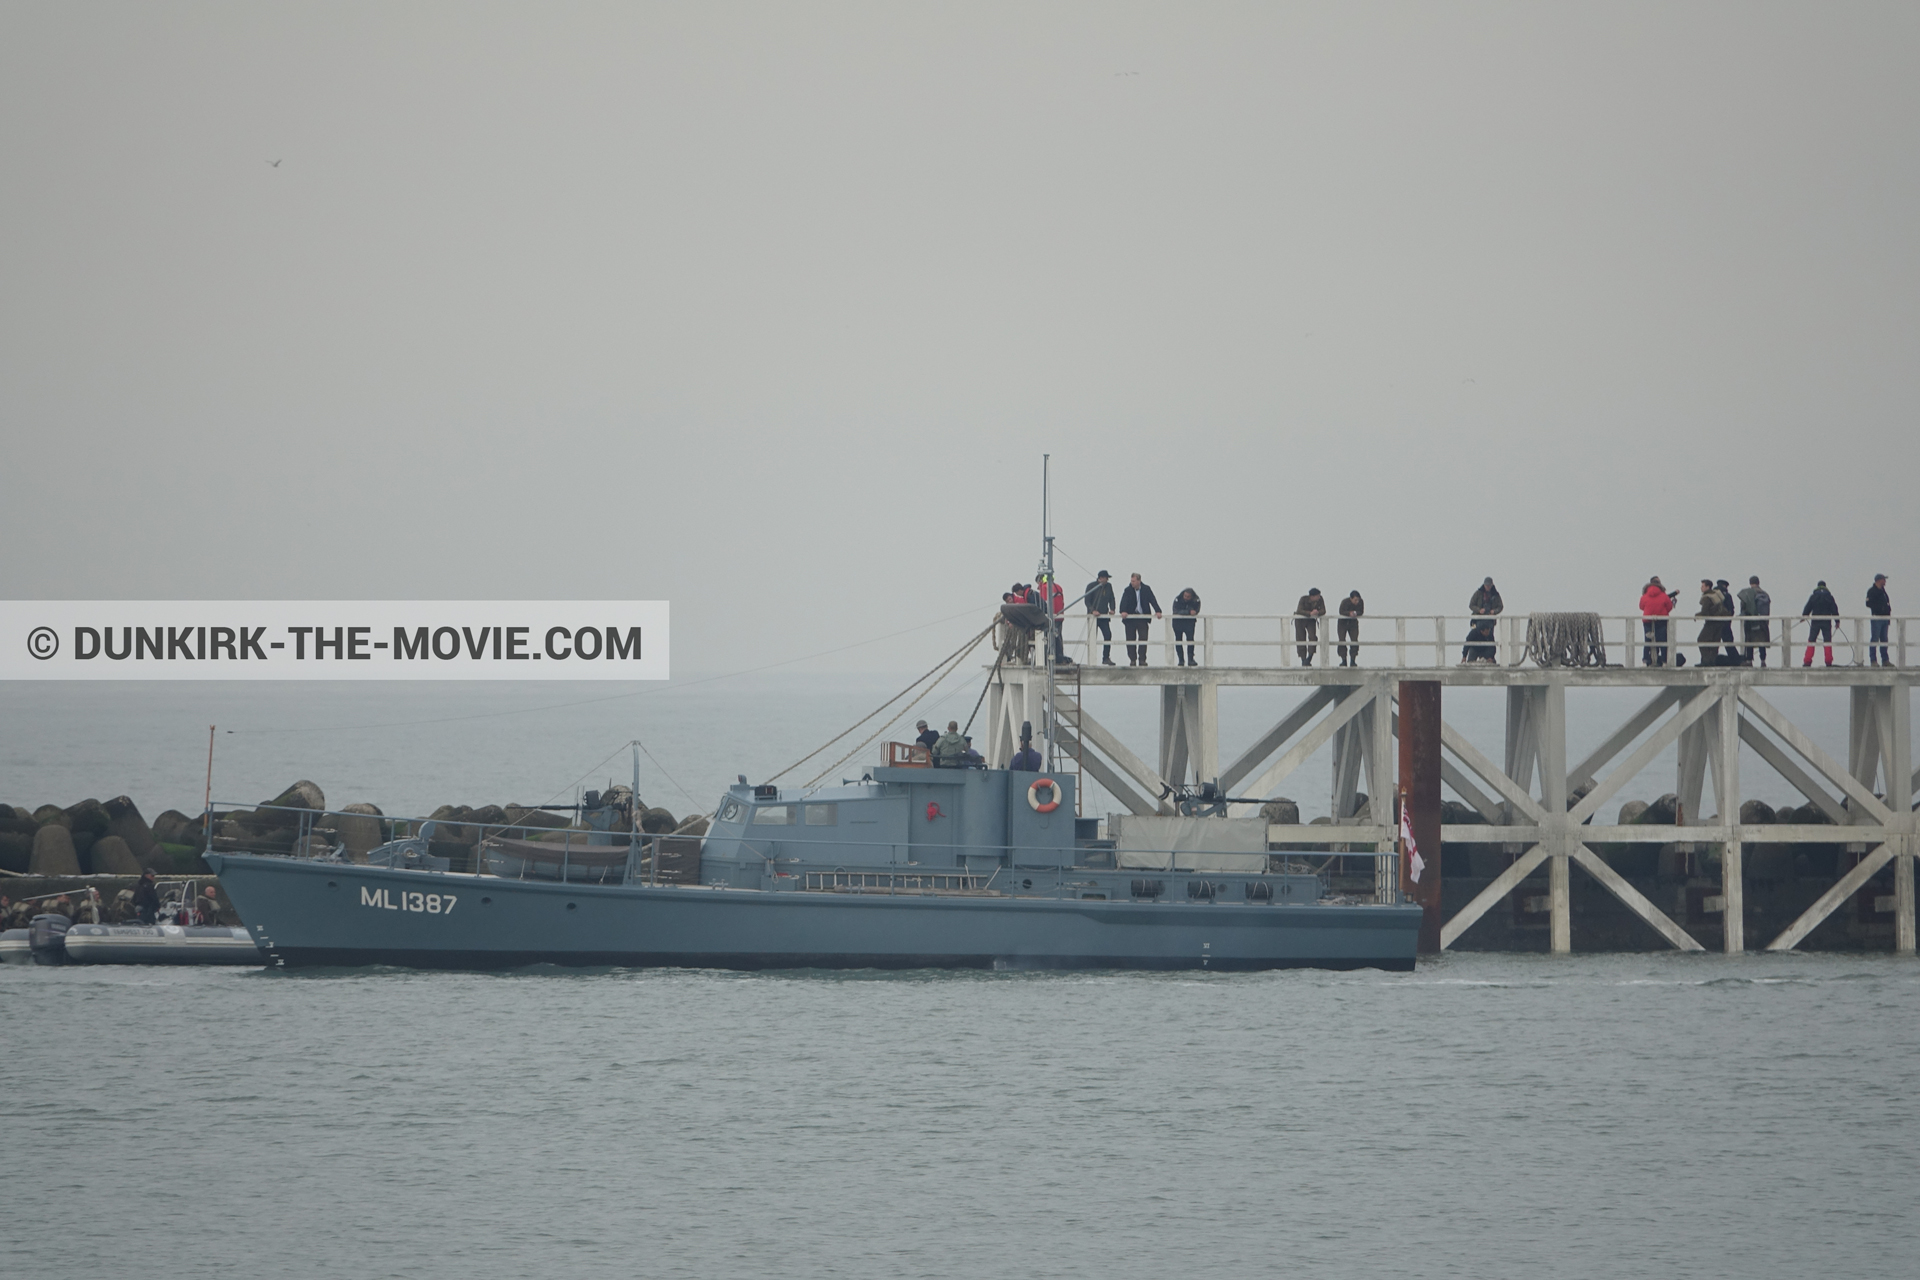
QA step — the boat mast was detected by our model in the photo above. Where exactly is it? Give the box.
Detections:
[1041,454,1056,771]
[203,724,215,855]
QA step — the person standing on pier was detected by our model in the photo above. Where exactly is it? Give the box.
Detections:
[1337,590,1364,666]
[1866,574,1892,666]
[1640,577,1675,666]
[1295,588,1326,665]
[1119,573,1161,666]
[1085,571,1116,665]
[1738,576,1773,666]
[1696,580,1727,666]
[1036,573,1070,665]
[1171,588,1202,666]
[1802,580,1839,667]
[1462,578,1501,663]
[1713,580,1742,662]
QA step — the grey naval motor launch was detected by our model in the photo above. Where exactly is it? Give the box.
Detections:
[209,764,1420,971]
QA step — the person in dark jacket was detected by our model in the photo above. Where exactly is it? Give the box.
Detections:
[1802,580,1839,667]
[1337,591,1365,666]
[1713,579,1742,662]
[1462,578,1501,663]
[1696,579,1729,666]
[1737,577,1772,666]
[1866,574,1892,666]
[1170,589,1202,666]
[1085,571,1117,666]
[1295,589,1326,665]
[1118,574,1161,666]
[133,869,161,925]
[914,720,940,752]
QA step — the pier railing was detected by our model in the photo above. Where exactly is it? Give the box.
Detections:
[1038,613,1912,670]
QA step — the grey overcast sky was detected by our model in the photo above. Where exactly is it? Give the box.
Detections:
[3,2,1916,674]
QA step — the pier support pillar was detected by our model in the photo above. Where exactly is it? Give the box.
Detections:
[1504,687,1542,817]
[1398,681,1443,953]
[1195,681,1219,785]
[1549,845,1571,955]
[1897,853,1916,957]
[1537,682,1570,954]
[1719,685,1744,954]
[1891,685,1914,957]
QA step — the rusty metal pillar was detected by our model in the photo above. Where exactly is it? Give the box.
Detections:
[1399,680,1443,954]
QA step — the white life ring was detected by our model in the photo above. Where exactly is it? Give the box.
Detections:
[1027,777,1061,813]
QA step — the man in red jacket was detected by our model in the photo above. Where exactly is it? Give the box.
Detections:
[1639,577,1675,667]
[1036,573,1069,665]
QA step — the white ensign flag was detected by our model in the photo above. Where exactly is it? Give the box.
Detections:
[1401,792,1426,884]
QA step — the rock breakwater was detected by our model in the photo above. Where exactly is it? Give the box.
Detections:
[0,781,707,879]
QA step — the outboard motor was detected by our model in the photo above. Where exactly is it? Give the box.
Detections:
[28,913,71,965]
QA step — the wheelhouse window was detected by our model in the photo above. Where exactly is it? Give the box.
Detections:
[750,805,794,826]
[805,804,837,826]
[717,798,746,823]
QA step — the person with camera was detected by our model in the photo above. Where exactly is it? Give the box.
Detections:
[1639,577,1675,666]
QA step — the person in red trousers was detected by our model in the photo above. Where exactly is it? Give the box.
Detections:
[1802,580,1839,667]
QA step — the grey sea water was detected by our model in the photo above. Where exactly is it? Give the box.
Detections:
[5,672,1916,1277]
[4,952,1918,1280]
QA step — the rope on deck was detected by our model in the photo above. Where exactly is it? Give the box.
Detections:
[1525,612,1610,668]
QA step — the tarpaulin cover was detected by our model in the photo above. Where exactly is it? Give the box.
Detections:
[1111,815,1268,871]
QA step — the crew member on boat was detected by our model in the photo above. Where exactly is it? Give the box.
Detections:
[933,721,969,767]
[134,870,161,924]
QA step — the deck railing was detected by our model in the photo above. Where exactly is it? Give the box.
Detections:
[1034,613,1913,671]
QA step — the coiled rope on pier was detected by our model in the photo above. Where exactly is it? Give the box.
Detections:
[1524,612,1610,668]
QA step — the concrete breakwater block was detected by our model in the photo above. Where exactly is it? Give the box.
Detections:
[88,835,143,876]
[29,824,81,876]
[103,795,158,859]
[335,804,385,860]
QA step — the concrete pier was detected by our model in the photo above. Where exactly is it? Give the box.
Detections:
[984,613,1917,954]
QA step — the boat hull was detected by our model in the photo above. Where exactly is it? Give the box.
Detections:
[209,853,1420,972]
